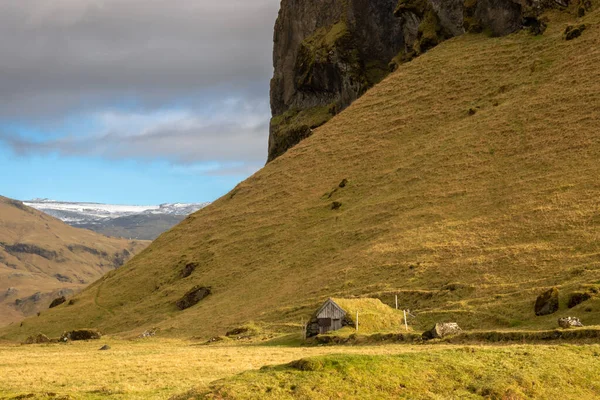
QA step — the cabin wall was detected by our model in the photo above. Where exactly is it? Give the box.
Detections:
[316,302,346,320]
[307,300,348,337]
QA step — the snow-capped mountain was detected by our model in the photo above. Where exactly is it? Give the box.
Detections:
[24,199,209,240]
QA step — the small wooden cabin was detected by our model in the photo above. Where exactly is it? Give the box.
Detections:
[307,298,348,337]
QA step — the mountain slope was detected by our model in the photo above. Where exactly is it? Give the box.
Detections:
[5,8,600,339]
[0,196,147,327]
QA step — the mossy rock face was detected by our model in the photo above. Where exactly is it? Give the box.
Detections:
[269,0,406,162]
[535,287,560,316]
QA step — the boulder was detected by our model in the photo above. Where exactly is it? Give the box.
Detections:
[49,296,67,309]
[422,322,461,340]
[176,286,211,310]
[99,344,111,351]
[535,287,559,316]
[558,317,583,328]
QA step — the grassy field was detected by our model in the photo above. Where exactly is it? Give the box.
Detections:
[1,340,599,399]
[4,6,600,341]
[0,339,437,399]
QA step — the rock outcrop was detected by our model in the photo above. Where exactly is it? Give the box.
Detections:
[568,291,591,308]
[175,286,212,310]
[535,287,560,316]
[269,0,406,162]
[23,333,51,344]
[269,0,567,161]
[48,296,67,309]
[60,329,102,341]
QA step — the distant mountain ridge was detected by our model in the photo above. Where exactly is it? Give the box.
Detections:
[0,196,147,327]
[24,199,210,240]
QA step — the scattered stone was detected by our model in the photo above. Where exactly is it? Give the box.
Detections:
[138,328,158,338]
[180,262,198,278]
[331,201,343,210]
[68,299,76,306]
[24,333,51,344]
[176,286,211,310]
[568,292,592,309]
[468,108,477,116]
[422,322,462,340]
[535,287,559,316]
[205,336,225,344]
[99,344,111,351]
[338,179,348,188]
[558,317,583,328]
[60,329,102,341]
[564,24,586,41]
[49,296,67,309]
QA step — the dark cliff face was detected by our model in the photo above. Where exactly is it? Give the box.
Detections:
[268,0,405,162]
[268,0,565,162]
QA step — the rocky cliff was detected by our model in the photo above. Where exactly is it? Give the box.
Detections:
[268,0,578,162]
[269,0,406,162]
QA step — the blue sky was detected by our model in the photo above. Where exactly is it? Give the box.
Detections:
[0,0,280,205]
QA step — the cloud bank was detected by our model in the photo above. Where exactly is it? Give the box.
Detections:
[0,0,280,169]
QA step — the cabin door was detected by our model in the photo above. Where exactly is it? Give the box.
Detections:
[318,318,332,334]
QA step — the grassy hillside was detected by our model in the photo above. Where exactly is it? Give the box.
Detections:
[0,196,147,326]
[4,6,600,340]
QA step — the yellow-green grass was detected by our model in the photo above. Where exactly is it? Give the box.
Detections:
[2,340,600,400]
[194,345,600,400]
[5,7,600,341]
[0,339,470,400]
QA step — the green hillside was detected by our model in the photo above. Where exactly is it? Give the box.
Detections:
[4,7,600,340]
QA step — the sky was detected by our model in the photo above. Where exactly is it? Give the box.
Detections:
[0,0,281,204]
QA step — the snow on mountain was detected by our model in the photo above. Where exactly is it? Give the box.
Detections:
[24,199,208,223]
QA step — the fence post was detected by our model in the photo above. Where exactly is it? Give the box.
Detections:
[356,311,359,332]
[301,317,306,341]
[403,309,408,332]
